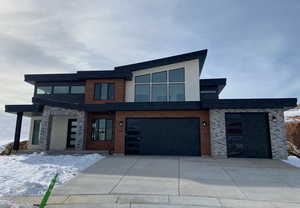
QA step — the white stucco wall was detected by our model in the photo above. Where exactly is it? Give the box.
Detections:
[49,116,75,150]
[28,117,43,150]
[125,59,201,102]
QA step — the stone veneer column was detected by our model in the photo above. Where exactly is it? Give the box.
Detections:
[209,108,288,160]
[209,110,227,158]
[39,106,85,151]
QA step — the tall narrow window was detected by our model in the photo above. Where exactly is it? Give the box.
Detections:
[32,120,41,145]
[135,74,150,102]
[94,83,115,100]
[92,119,113,141]
[168,68,185,101]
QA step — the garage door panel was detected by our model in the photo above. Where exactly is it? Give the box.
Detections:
[225,113,272,158]
[125,118,200,156]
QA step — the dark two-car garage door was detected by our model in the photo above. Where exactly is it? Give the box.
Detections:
[125,118,200,156]
[225,112,272,158]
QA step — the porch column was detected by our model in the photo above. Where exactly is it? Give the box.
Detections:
[13,112,23,151]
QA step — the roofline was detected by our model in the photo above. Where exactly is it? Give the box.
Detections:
[25,73,80,84]
[115,49,208,72]
[200,78,226,86]
[76,70,132,80]
[30,97,297,113]
[200,78,227,94]
[24,49,208,84]
[25,71,132,85]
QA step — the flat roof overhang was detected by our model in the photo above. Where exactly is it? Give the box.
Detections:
[200,78,227,94]
[202,98,297,110]
[31,97,297,113]
[5,104,43,117]
[25,71,132,85]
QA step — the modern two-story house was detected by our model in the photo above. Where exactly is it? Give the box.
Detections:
[5,49,297,159]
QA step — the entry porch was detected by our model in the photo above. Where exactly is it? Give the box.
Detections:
[5,104,85,152]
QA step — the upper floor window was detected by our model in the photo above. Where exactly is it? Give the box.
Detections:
[36,86,52,94]
[94,83,115,100]
[135,68,185,102]
[53,86,69,94]
[71,86,85,94]
[35,85,85,95]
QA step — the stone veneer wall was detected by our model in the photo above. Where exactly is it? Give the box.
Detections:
[209,108,287,160]
[39,106,85,151]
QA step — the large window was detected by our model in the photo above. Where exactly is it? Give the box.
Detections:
[31,120,41,145]
[36,86,52,94]
[134,68,185,102]
[94,83,115,100]
[91,119,113,141]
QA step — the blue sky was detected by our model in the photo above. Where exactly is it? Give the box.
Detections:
[0,0,299,110]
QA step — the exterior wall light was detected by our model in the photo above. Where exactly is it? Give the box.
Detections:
[272,116,277,122]
[119,121,124,127]
[202,121,207,127]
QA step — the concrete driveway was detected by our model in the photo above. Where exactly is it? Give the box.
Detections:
[8,156,300,207]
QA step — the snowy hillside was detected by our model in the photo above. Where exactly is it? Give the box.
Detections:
[285,107,300,122]
[0,111,30,146]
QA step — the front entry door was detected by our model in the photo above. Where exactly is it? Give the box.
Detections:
[66,119,77,149]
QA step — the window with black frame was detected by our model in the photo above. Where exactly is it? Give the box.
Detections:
[53,86,69,94]
[134,68,185,102]
[32,120,41,145]
[94,83,115,100]
[36,86,52,94]
[91,119,113,141]
[71,85,85,94]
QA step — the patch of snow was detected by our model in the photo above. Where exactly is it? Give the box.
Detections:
[282,156,300,168]
[0,200,27,208]
[0,153,104,197]
[0,139,12,153]
[284,108,300,122]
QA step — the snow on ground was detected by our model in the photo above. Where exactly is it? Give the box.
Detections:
[0,200,24,208]
[285,108,300,122]
[283,156,300,168]
[0,153,104,197]
[0,139,12,153]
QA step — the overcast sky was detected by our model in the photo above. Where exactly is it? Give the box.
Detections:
[0,0,299,110]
